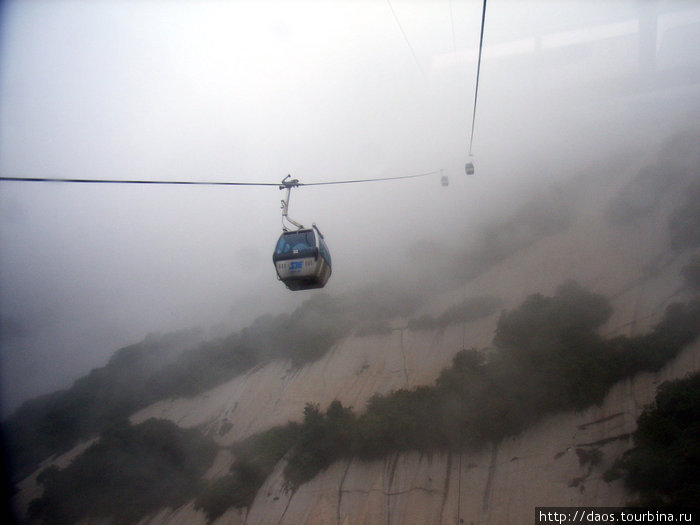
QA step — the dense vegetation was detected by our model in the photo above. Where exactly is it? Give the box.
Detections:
[606,373,700,508]
[194,423,301,521]
[1,177,587,486]
[195,283,700,519]
[27,280,700,524]
[147,288,422,399]
[28,418,216,525]
[3,286,422,482]
[3,329,203,482]
[8,136,700,521]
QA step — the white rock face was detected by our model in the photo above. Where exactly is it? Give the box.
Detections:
[239,340,699,525]
[130,148,700,524]
[18,141,700,524]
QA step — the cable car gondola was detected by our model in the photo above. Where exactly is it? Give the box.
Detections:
[273,225,332,291]
[272,175,332,291]
[4,172,452,293]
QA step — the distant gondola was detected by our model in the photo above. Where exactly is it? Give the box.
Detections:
[273,225,332,291]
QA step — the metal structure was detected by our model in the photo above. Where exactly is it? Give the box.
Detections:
[279,175,304,231]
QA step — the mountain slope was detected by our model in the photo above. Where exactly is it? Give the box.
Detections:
[11,132,700,524]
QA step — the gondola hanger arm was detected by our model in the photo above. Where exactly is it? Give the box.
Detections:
[280,175,304,231]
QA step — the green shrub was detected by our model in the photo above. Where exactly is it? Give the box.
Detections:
[4,286,423,483]
[194,475,248,522]
[26,283,700,522]
[276,285,700,491]
[195,422,300,520]
[29,419,216,525]
[612,373,700,507]
[284,401,359,490]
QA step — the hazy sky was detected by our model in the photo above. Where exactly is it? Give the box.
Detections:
[1,0,699,415]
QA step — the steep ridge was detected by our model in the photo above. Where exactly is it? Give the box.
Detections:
[133,141,699,523]
[230,341,699,525]
[13,135,700,524]
[129,145,697,446]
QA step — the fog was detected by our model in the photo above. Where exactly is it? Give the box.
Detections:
[1,0,699,416]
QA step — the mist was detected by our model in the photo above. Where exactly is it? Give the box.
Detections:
[1,0,699,416]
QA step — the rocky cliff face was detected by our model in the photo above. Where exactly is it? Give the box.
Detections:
[222,340,698,525]
[126,142,700,524]
[14,137,700,524]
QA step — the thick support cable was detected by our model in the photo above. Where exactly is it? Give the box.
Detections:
[468,0,488,156]
[0,176,279,186]
[0,170,442,187]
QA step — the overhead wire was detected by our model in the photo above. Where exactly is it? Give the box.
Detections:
[297,169,441,186]
[468,0,488,156]
[0,169,443,188]
[0,176,279,186]
[386,0,427,79]
[1,3,478,190]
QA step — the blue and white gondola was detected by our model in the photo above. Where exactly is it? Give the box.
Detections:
[272,226,332,291]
